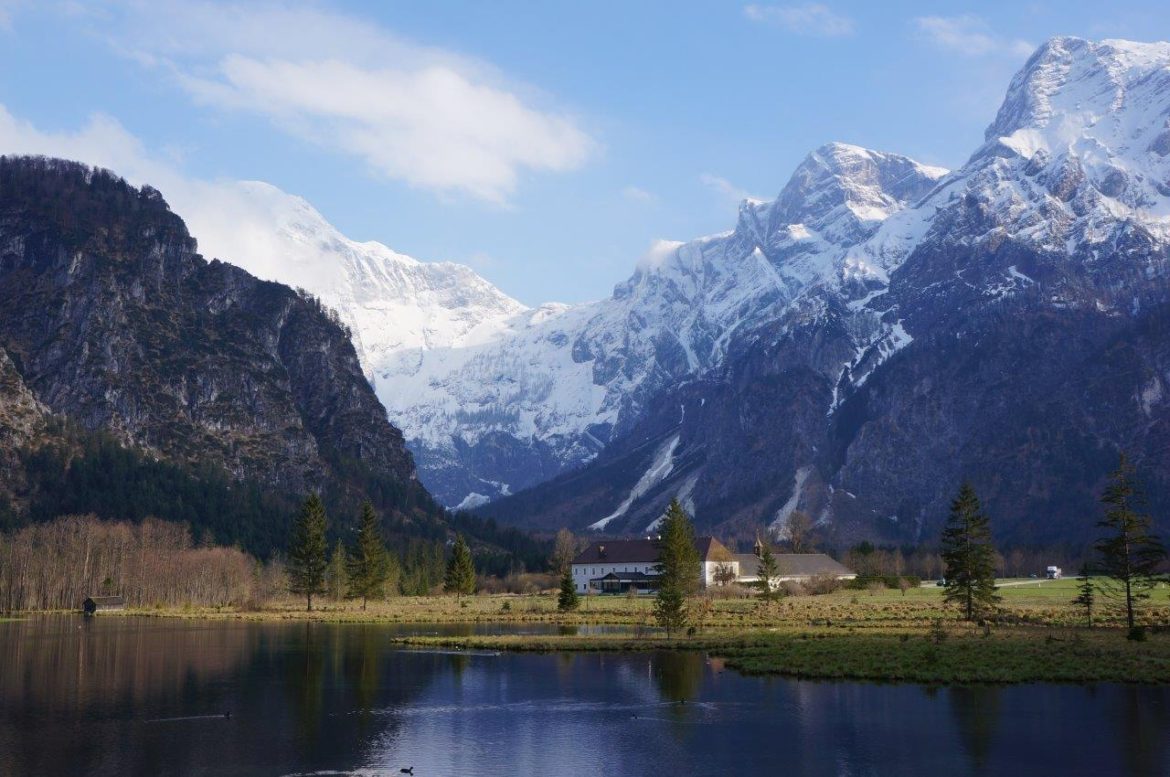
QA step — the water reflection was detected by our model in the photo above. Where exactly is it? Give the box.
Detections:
[652,651,704,704]
[1,616,1168,777]
[948,686,1002,773]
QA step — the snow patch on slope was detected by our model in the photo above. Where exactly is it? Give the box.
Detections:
[769,465,812,536]
[589,434,680,531]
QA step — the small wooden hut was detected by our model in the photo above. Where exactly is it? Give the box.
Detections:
[82,596,125,614]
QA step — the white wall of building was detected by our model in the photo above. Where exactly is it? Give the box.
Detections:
[571,562,660,592]
[572,560,741,592]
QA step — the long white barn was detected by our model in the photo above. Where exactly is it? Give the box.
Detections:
[570,537,856,593]
[570,537,735,594]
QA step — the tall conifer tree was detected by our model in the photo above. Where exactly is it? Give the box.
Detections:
[1095,455,1167,631]
[940,483,1000,621]
[755,536,781,600]
[444,534,477,596]
[558,567,580,611]
[654,499,700,636]
[348,501,390,610]
[288,493,329,611]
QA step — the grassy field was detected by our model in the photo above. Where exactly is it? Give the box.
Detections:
[385,627,1170,684]
[85,578,1170,684]
[117,577,1170,628]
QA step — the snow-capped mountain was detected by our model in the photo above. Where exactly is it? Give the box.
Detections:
[198,36,1170,547]
[190,181,528,373]
[201,144,943,511]
[484,37,1170,545]
[382,143,945,508]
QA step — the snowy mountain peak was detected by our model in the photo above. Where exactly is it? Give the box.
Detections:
[978,36,1170,229]
[770,143,947,236]
[986,37,1170,144]
[190,180,527,376]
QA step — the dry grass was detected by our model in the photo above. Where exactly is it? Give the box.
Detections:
[94,579,1170,683]
[115,578,1170,630]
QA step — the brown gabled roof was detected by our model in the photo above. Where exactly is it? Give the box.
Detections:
[573,536,733,565]
[734,552,855,578]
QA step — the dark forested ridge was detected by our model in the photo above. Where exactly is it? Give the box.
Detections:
[0,156,546,569]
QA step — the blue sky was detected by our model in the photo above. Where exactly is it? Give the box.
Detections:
[1,1,1169,305]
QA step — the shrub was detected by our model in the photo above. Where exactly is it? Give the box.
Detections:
[803,575,842,595]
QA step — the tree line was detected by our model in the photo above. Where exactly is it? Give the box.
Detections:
[286,494,480,610]
[0,514,278,611]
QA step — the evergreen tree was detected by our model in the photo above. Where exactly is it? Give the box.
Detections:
[326,540,349,601]
[1072,563,1095,628]
[653,499,700,637]
[1095,455,1167,631]
[755,537,781,600]
[348,501,389,610]
[940,483,1000,621]
[557,566,580,611]
[288,493,328,611]
[444,534,477,596]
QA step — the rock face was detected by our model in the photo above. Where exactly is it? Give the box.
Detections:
[206,146,944,510]
[383,143,945,507]
[482,37,1170,545]
[0,156,428,510]
[165,36,1170,547]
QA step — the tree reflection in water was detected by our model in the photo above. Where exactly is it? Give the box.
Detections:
[948,686,1002,773]
[652,651,705,705]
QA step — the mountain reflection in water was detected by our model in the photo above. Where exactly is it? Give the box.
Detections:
[1,616,1167,776]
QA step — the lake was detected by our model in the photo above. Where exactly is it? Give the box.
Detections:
[1,616,1167,776]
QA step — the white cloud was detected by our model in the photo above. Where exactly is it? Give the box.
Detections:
[743,4,854,37]
[914,15,1034,58]
[0,105,178,190]
[700,173,762,204]
[621,185,656,203]
[0,105,325,288]
[82,1,596,204]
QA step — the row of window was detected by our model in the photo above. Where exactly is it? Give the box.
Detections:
[574,565,653,575]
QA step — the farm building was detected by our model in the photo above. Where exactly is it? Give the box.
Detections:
[734,540,856,588]
[571,537,736,593]
[571,536,856,594]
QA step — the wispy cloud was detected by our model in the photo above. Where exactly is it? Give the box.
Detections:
[0,104,331,289]
[743,4,854,37]
[700,173,762,204]
[621,185,656,204]
[81,2,596,205]
[913,15,1033,58]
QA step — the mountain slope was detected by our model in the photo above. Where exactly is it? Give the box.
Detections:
[0,156,439,549]
[390,143,946,507]
[484,37,1170,546]
[206,147,943,510]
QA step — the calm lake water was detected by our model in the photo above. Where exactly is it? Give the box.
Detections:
[1,616,1168,777]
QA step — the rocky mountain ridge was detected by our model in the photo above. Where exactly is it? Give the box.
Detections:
[481,37,1170,545]
[0,156,437,548]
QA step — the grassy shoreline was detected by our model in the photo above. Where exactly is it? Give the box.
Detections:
[382,628,1170,684]
[13,580,1170,684]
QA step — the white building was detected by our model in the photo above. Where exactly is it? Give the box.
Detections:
[570,537,737,594]
[734,551,857,588]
